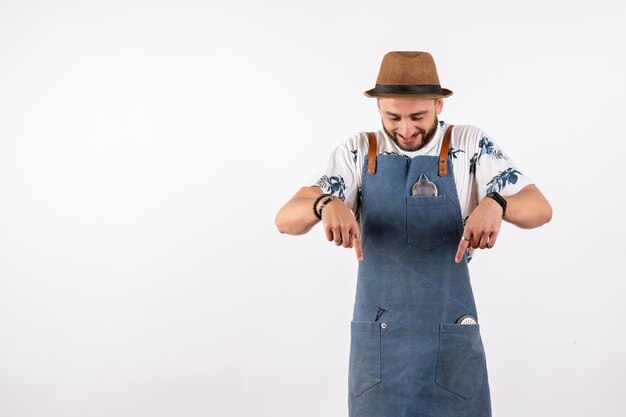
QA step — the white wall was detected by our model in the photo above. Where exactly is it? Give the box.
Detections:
[1,1,624,416]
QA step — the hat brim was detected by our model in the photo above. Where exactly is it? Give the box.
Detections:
[364,88,453,99]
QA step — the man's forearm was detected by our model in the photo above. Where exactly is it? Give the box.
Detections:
[275,186,324,235]
[501,184,552,229]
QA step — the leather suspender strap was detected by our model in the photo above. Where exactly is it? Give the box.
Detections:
[367,132,377,175]
[438,124,455,176]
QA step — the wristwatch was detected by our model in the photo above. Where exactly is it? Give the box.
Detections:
[486,191,507,217]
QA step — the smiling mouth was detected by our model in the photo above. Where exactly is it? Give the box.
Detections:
[398,133,421,142]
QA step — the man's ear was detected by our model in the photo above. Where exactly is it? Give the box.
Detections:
[435,98,443,115]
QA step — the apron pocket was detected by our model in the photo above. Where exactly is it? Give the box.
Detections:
[406,195,448,251]
[349,321,381,397]
[435,323,486,399]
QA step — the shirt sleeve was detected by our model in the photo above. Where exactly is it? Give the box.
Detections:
[308,137,361,214]
[472,129,534,202]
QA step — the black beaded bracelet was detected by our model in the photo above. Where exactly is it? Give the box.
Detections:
[318,196,338,219]
[313,193,331,220]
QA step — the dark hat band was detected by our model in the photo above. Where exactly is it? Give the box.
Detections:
[372,84,443,95]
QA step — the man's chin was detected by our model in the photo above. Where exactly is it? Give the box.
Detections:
[394,138,423,152]
[398,137,421,151]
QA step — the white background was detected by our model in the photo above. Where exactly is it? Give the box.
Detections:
[1,1,624,416]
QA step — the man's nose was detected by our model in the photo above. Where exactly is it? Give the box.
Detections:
[397,119,414,137]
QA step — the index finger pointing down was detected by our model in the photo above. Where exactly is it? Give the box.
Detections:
[455,236,470,263]
[353,233,363,261]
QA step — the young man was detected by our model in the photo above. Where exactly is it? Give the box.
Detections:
[275,51,551,417]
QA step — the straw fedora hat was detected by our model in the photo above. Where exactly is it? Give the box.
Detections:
[364,51,453,99]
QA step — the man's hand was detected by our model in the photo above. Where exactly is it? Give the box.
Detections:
[321,199,364,261]
[455,197,504,263]
[275,186,364,261]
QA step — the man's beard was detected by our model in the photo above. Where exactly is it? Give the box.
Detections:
[383,116,439,152]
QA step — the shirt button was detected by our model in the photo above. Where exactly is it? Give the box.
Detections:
[380,323,387,329]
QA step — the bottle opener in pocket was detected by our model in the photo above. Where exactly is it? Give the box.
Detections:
[455,314,477,325]
[411,174,438,196]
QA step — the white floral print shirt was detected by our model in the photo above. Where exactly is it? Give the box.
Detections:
[309,120,534,261]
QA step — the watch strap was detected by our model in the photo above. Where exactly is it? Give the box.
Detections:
[486,191,507,217]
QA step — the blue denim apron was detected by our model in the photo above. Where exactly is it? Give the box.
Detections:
[348,127,492,417]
